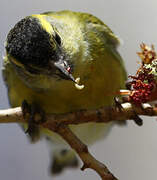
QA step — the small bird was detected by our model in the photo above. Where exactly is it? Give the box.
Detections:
[3,10,127,174]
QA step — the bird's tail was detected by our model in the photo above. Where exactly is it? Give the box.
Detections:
[49,148,79,175]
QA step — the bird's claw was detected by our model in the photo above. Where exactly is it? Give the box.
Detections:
[114,97,143,126]
[21,100,45,141]
[114,97,123,112]
[22,100,31,119]
[132,111,143,126]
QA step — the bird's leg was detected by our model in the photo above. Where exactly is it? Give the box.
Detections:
[21,100,45,141]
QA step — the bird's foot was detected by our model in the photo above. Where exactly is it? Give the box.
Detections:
[21,100,45,141]
[114,97,143,126]
[114,97,123,112]
[132,111,143,126]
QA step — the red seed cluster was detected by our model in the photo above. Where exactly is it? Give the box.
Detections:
[120,44,157,105]
[128,69,156,105]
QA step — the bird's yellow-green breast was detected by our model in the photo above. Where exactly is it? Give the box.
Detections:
[3,10,127,145]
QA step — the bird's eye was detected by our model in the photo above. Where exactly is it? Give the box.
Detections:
[55,33,61,45]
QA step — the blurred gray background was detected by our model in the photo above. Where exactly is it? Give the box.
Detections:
[1,0,157,179]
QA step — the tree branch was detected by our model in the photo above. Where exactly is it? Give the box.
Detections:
[51,124,118,180]
[0,102,156,125]
[0,102,156,179]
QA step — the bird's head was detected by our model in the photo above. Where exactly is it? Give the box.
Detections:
[5,15,75,82]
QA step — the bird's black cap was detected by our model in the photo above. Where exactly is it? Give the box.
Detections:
[6,16,54,67]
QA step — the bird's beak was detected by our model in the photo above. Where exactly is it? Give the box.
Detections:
[54,60,76,82]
